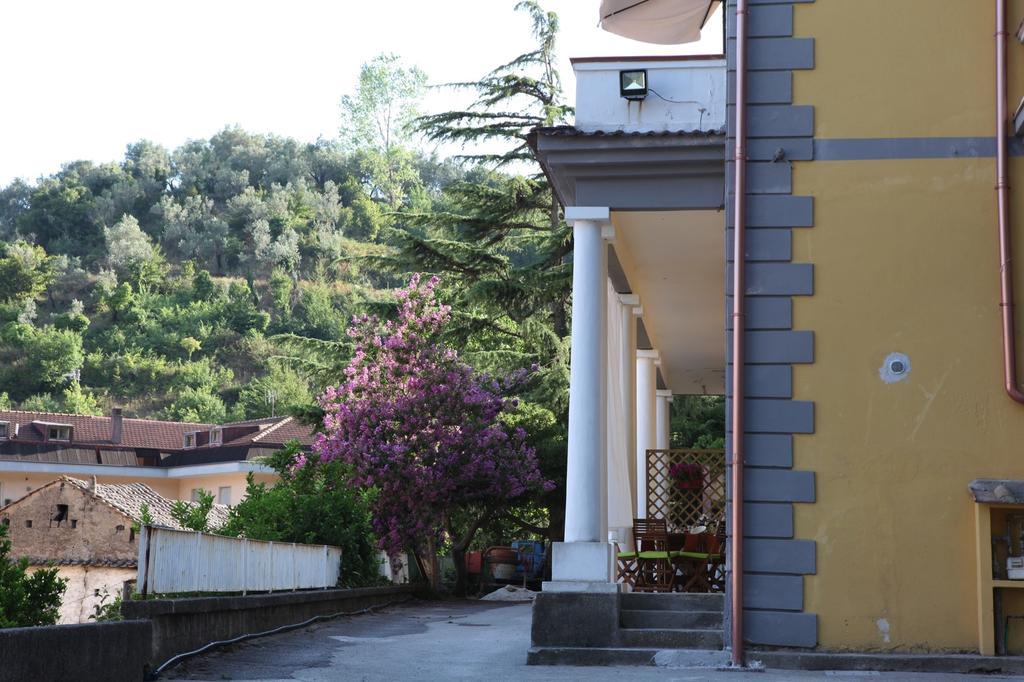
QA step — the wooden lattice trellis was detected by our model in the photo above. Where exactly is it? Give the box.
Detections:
[646,449,726,533]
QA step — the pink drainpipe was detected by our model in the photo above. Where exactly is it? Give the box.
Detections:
[997,0,1024,404]
[730,0,749,667]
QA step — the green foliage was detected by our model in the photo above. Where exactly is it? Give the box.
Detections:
[131,502,155,535]
[159,387,227,423]
[170,489,217,532]
[220,443,380,587]
[670,395,726,449]
[236,364,311,419]
[0,241,56,303]
[0,524,68,628]
[88,588,123,622]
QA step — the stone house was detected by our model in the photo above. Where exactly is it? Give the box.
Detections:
[0,476,228,623]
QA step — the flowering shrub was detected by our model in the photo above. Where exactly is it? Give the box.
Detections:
[310,274,551,566]
[669,462,704,491]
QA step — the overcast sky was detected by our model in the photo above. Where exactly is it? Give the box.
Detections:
[0,0,722,186]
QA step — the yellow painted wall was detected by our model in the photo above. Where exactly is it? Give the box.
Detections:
[0,474,178,505]
[178,472,277,506]
[791,0,1024,652]
[0,471,277,509]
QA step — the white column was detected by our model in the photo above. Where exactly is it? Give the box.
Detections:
[635,350,659,518]
[656,389,673,450]
[619,295,640,518]
[549,207,616,591]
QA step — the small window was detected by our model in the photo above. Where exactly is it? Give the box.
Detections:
[183,432,196,449]
[47,425,71,441]
[210,427,223,446]
[191,488,203,502]
[70,519,77,529]
[2,518,9,527]
[115,524,125,533]
[218,486,231,505]
[25,519,32,528]
[52,504,68,525]
[0,421,8,439]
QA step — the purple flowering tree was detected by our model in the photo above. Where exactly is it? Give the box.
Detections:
[310,274,550,593]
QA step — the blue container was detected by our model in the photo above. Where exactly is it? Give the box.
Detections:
[511,540,545,578]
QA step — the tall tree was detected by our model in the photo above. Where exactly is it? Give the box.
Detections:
[401,0,574,543]
[311,275,550,595]
[341,54,428,208]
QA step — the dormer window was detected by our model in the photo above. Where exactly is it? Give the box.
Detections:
[46,425,71,441]
[0,422,8,439]
[210,427,223,446]
[183,432,196,449]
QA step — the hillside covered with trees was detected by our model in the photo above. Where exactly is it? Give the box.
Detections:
[0,2,572,431]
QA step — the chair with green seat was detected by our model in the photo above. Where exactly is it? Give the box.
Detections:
[706,520,727,592]
[614,542,638,588]
[679,524,720,589]
[632,517,677,592]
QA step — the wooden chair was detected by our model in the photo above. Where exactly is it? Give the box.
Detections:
[675,531,711,592]
[632,518,676,592]
[614,542,638,588]
[707,520,727,592]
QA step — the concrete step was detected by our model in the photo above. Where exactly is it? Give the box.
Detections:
[620,608,722,630]
[618,627,724,650]
[620,592,724,612]
[527,647,659,666]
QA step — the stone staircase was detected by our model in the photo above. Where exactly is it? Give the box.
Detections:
[618,592,724,650]
[527,592,727,666]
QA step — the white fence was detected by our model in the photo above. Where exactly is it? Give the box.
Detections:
[137,526,342,596]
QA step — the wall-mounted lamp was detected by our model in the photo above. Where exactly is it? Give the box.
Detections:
[620,69,648,101]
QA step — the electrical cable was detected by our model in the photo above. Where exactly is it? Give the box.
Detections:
[647,88,704,106]
[147,596,413,680]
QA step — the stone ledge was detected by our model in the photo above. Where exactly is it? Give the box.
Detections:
[122,584,417,618]
[0,619,152,681]
[528,647,658,666]
[751,649,1024,676]
[122,584,420,669]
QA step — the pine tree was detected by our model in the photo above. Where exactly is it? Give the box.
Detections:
[403,0,572,397]
[400,0,574,543]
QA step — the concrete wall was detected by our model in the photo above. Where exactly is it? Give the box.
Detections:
[0,620,152,682]
[2,479,139,564]
[28,564,135,624]
[785,0,1024,652]
[122,585,418,669]
[574,57,726,134]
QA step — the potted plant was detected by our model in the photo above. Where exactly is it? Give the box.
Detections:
[669,462,704,491]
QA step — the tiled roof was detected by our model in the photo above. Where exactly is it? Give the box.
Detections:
[532,125,726,138]
[23,557,138,568]
[61,476,230,530]
[0,410,210,449]
[0,410,314,454]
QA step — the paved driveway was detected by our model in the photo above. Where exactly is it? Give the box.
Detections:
[167,600,1022,681]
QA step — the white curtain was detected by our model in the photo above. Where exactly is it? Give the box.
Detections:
[606,279,633,541]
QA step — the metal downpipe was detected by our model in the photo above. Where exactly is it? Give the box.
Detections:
[997,0,1024,403]
[730,0,749,667]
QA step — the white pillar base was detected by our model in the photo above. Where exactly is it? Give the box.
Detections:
[546,541,615,592]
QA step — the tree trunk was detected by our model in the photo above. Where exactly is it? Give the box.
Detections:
[414,540,440,592]
[451,545,469,598]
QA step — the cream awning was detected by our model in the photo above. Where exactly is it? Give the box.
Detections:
[598,0,720,45]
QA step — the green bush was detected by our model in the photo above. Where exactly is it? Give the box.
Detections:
[0,524,67,628]
[221,442,381,587]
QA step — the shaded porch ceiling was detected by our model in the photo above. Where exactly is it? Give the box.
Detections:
[612,209,725,395]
